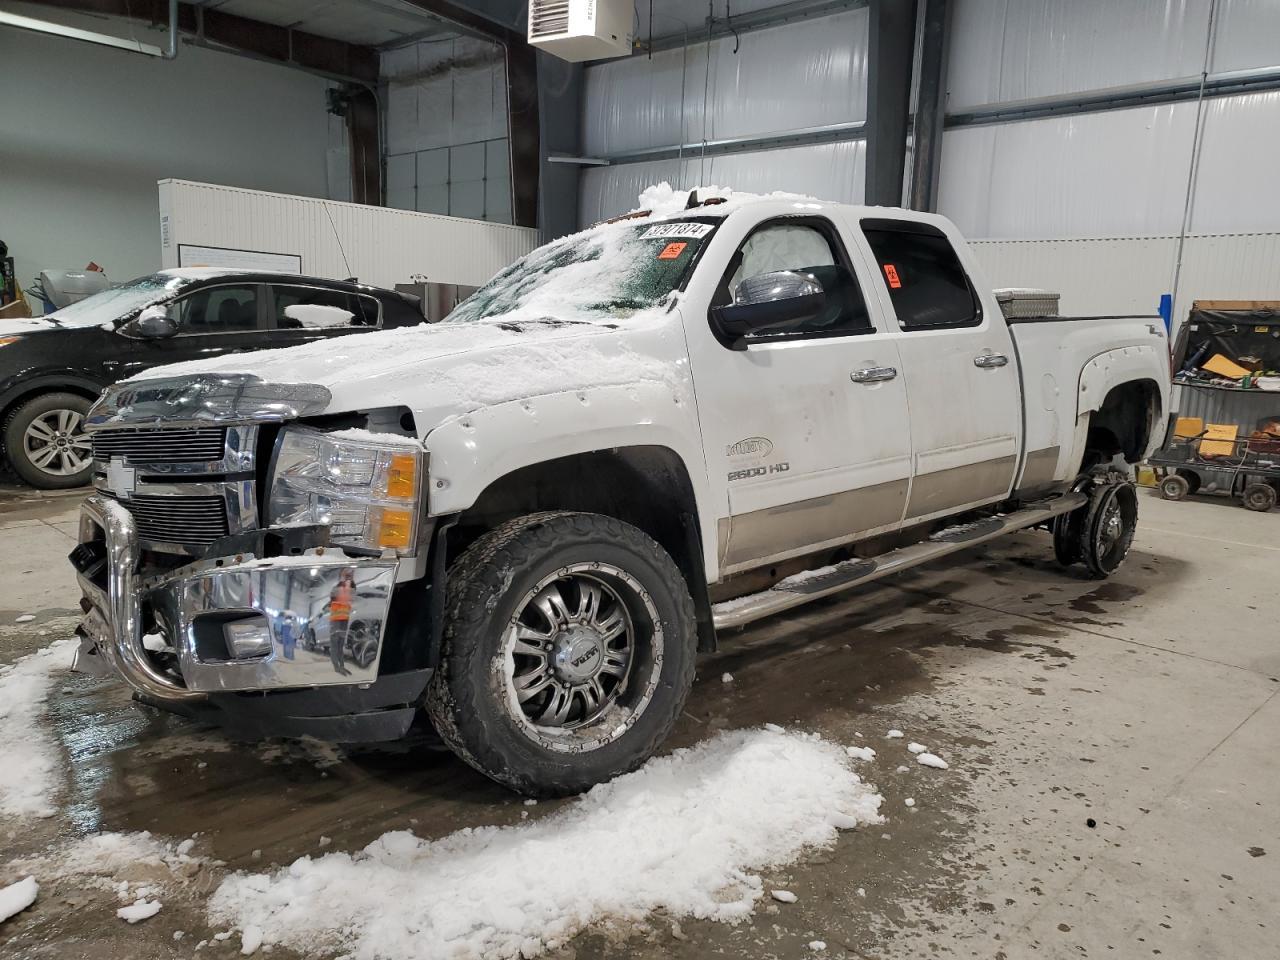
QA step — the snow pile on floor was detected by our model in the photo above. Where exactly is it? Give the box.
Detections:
[117,899,162,923]
[0,877,38,923]
[10,830,211,907]
[0,639,74,818]
[209,727,883,960]
[917,753,949,770]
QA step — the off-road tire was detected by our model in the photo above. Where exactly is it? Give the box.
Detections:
[424,511,698,797]
[1052,509,1084,566]
[1078,480,1138,579]
[1241,481,1277,513]
[3,392,93,489]
[1159,473,1190,501]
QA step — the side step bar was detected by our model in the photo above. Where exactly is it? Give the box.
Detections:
[711,491,1087,630]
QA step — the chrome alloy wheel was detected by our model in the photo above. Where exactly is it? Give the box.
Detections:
[23,408,91,477]
[501,562,664,752]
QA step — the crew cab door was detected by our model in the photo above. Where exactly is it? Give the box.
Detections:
[686,215,913,576]
[854,217,1021,522]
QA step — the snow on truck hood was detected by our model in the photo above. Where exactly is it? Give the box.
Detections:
[124,314,691,428]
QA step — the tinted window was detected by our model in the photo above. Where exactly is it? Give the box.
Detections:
[272,286,379,329]
[714,221,872,340]
[861,219,979,329]
[172,285,260,334]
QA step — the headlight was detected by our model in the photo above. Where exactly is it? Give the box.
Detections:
[268,427,424,555]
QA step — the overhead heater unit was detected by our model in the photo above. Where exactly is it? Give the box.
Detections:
[528,0,633,62]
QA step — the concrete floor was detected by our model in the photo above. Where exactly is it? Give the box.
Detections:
[0,488,1276,959]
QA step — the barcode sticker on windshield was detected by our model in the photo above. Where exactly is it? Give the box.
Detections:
[640,223,715,240]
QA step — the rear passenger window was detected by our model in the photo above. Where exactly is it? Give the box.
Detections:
[272,286,379,329]
[861,219,980,330]
[713,220,873,341]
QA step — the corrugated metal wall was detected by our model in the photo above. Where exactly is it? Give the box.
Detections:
[576,0,1280,320]
[579,6,870,224]
[159,180,538,290]
[971,233,1280,316]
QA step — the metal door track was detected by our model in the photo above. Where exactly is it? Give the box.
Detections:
[712,491,1088,630]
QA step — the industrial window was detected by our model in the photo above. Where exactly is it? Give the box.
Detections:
[712,219,873,342]
[172,285,260,335]
[861,219,980,330]
[271,287,379,329]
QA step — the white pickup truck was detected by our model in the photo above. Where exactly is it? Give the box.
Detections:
[70,193,1171,796]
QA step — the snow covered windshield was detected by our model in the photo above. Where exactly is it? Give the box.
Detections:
[447,219,718,324]
[44,273,198,328]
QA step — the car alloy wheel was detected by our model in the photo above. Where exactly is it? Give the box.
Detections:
[24,407,91,478]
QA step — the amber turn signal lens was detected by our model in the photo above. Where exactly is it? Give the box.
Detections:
[385,454,417,498]
[377,508,414,549]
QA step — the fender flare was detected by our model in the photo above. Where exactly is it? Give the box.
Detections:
[424,381,718,577]
[1076,345,1167,417]
[1075,345,1169,463]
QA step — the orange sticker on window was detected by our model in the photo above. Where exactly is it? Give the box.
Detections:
[882,263,902,288]
[657,242,688,260]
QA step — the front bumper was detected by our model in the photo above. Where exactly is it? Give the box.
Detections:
[72,494,400,702]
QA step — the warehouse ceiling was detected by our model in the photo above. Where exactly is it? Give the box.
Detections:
[189,0,457,48]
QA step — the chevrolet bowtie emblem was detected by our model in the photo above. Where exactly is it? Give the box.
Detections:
[105,457,137,500]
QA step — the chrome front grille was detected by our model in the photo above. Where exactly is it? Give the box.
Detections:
[107,494,230,547]
[91,427,227,464]
[89,423,259,555]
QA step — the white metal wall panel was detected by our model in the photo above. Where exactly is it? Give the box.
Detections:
[158,180,538,290]
[938,103,1198,239]
[583,8,868,157]
[970,232,1280,319]
[947,0,1212,110]
[1175,233,1280,306]
[970,237,1179,316]
[578,140,866,225]
[1188,91,1280,233]
[1211,0,1280,72]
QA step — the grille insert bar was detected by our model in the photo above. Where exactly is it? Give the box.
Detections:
[92,428,227,464]
[108,494,230,546]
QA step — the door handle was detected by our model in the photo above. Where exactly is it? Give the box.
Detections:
[850,366,898,384]
[973,353,1009,368]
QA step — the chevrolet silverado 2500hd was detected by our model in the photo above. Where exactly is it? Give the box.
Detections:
[70,194,1171,796]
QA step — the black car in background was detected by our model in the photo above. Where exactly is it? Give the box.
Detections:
[0,269,426,489]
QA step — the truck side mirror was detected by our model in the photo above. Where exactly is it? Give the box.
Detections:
[711,270,826,349]
[129,304,178,339]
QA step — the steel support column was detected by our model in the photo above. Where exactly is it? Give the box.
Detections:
[865,0,916,207]
[908,0,951,211]
[536,53,585,241]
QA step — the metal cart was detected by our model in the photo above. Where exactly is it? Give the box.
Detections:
[1153,301,1280,512]
[1150,429,1280,511]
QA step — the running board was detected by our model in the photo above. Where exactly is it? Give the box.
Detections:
[711,491,1087,631]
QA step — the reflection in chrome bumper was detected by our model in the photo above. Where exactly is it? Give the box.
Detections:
[74,495,398,702]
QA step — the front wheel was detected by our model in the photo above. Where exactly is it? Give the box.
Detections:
[425,512,698,797]
[3,392,93,488]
